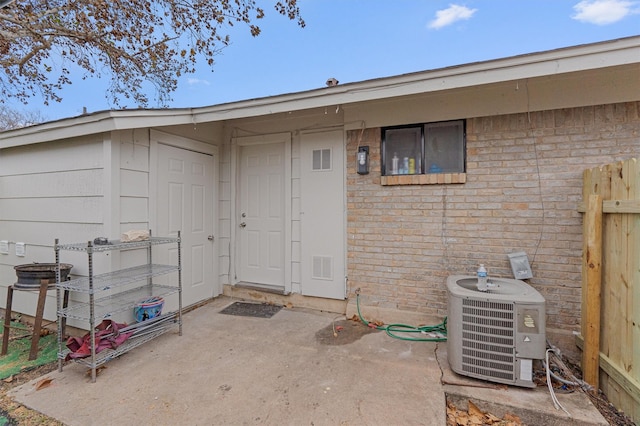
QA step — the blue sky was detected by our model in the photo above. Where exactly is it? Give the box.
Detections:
[14,0,640,121]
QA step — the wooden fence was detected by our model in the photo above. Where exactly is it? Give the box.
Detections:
[580,158,639,422]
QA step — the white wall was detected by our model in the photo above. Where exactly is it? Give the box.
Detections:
[0,135,107,319]
[0,129,157,322]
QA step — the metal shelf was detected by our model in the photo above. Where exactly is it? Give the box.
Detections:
[57,264,179,293]
[59,312,180,368]
[58,284,179,321]
[55,231,182,383]
[57,237,179,253]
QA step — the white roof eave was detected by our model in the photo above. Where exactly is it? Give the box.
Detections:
[1,35,639,149]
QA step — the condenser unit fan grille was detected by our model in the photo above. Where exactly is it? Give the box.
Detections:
[461,299,516,381]
[463,364,515,381]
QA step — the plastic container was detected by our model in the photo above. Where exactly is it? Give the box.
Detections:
[134,296,165,322]
[477,264,488,291]
[392,153,399,174]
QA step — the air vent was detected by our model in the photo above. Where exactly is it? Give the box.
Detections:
[312,256,333,280]
[312,149,331,171]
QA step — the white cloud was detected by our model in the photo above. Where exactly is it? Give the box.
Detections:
[572,0,639,25]
[428,4,478,30]
[187,78,211,86]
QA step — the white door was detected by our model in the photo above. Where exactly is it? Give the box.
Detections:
[300,130,346,299]
[238,142,285,286]
[157,143,216,307]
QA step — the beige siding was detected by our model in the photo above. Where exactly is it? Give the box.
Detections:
[1,169,103,198]
[218,143,231,285]
[290,136,301,293]
[120,170,148,197]
[120,197,148,223]
[0,137,103,175]
[0,136,105,236]
[0,135,106,319]
[0,130,154,321]
[1,197,103,223]
[116,129,151,235]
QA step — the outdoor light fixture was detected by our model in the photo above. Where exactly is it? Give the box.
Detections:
[357,146,369,175]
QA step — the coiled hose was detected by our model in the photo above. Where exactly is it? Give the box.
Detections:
[356,292,447,342]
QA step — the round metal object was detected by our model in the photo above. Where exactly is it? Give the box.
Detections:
[14,263,73,290]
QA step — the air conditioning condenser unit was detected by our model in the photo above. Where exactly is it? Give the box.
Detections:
[447,275,545,388]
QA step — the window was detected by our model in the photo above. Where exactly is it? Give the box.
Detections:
[381,120,465,177]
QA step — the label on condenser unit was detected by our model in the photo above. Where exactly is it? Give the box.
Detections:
[518,309,539,334]
[524,314,535,328]
[520,359,533,382]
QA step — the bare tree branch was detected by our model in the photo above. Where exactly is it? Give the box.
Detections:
[0,105,47,130]
[0,0,305,107]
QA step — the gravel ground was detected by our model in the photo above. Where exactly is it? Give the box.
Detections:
[0,362,63,425]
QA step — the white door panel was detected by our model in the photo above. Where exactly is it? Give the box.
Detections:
[238,143,285,285]
[300,130,346,299]
[157,143,216,307]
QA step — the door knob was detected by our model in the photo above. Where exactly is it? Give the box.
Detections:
[208,235,214,241]
[239,222,246,228]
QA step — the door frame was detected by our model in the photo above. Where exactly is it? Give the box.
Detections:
[231,132,292,293]
[149,129,220,296]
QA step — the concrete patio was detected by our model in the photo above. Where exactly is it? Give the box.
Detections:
[9,297,607,425]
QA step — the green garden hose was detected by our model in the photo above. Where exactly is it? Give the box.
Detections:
[356,292,447,342]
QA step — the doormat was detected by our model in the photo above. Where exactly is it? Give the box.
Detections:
[219,302,282,318]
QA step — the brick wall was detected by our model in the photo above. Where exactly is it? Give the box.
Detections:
[346,101,639,358]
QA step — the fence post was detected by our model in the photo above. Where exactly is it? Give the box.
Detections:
[583,193,603,389]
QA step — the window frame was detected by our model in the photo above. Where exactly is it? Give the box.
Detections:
[381,119,466,185]
[381,124,423,176]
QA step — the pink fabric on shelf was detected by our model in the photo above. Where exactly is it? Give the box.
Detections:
[65,319,132,361]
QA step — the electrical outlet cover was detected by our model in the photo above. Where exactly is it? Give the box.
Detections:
[15,242,26,257]
[0,241,8,255]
